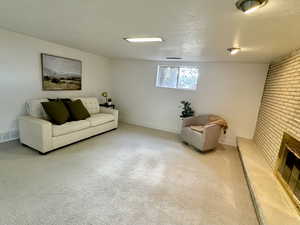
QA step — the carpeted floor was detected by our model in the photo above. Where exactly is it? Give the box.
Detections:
[0,123,258,225]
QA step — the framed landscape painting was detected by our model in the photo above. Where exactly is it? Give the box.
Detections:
[41,53,82,90]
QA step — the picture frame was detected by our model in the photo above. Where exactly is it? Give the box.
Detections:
[41,53,82,91]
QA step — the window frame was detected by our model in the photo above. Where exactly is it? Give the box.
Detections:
[155,64,199,91]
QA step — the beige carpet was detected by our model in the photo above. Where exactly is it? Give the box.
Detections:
[0,123,258,225]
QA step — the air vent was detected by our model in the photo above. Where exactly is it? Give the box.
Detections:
[166,57,182,60]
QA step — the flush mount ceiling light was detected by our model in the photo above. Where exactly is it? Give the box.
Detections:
[235,0,268,14]
[166,57,182,60]
[227,47,241,55]
[124,37,163,43]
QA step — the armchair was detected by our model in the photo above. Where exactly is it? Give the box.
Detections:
[180,115,223,152]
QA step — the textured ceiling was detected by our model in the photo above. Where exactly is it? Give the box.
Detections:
[0,0,299,63]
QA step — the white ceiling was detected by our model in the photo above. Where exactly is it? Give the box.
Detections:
[0,0,299,63]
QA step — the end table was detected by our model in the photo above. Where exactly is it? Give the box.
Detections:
[100,103,115,109]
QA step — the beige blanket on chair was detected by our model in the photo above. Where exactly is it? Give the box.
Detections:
[190,115,228,134]
[207,115,228,133]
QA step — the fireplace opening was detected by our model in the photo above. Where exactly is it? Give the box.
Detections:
[276,133,300,210]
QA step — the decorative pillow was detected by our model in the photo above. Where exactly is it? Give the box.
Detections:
[66,100,90,121]
[72,97,100,114]
[48,98,72,121]
[41,101,70,125]
[48,98,59,102]
[48,98,72,106]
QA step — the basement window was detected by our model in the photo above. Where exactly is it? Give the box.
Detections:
[156,65,199,90]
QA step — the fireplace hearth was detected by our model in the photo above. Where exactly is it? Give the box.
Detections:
[275,133,300,211]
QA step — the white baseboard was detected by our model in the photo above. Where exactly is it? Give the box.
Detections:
[0,130,19,143]
[0,124,237,147]
[120,118,237,147]
[219,138,237,147]
[119,118,179,134]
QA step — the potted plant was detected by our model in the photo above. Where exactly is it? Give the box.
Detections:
[179,100,194,118]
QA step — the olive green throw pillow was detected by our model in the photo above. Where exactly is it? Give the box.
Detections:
[66,100,90,121]
[41,101,70,125]
[48,98,72,121]
[48,98,72,107]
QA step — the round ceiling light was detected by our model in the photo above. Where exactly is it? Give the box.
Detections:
[166,57,182,60]
[227,48,241,55]
[235,0,268,14]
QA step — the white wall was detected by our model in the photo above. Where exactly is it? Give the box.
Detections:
[0,27,269,146]
[111,59,268,146]
[0,28,111,141]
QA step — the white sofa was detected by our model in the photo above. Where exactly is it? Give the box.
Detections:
[19,97,118,154]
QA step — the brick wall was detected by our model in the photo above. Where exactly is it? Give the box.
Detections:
[254,51,300,168]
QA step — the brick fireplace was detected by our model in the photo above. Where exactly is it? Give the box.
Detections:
[237,49,300,224]
[254,50,300,168]
[252,49,300,220]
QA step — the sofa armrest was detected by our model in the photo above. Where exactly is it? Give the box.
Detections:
[202,124,221,150]
[99,107,119,127]
[19,116,52,153]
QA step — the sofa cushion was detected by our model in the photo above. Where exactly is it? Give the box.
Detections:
[26,99,49,119]
[86,113,114,127]
[41,101,70,125]
[72,97,99,114]
[52,120,90,137]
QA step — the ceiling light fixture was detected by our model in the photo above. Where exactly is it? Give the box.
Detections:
[124,37,163,43]
[235,0,268,14]
[227,48,241,55]
[166,57,182,60]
